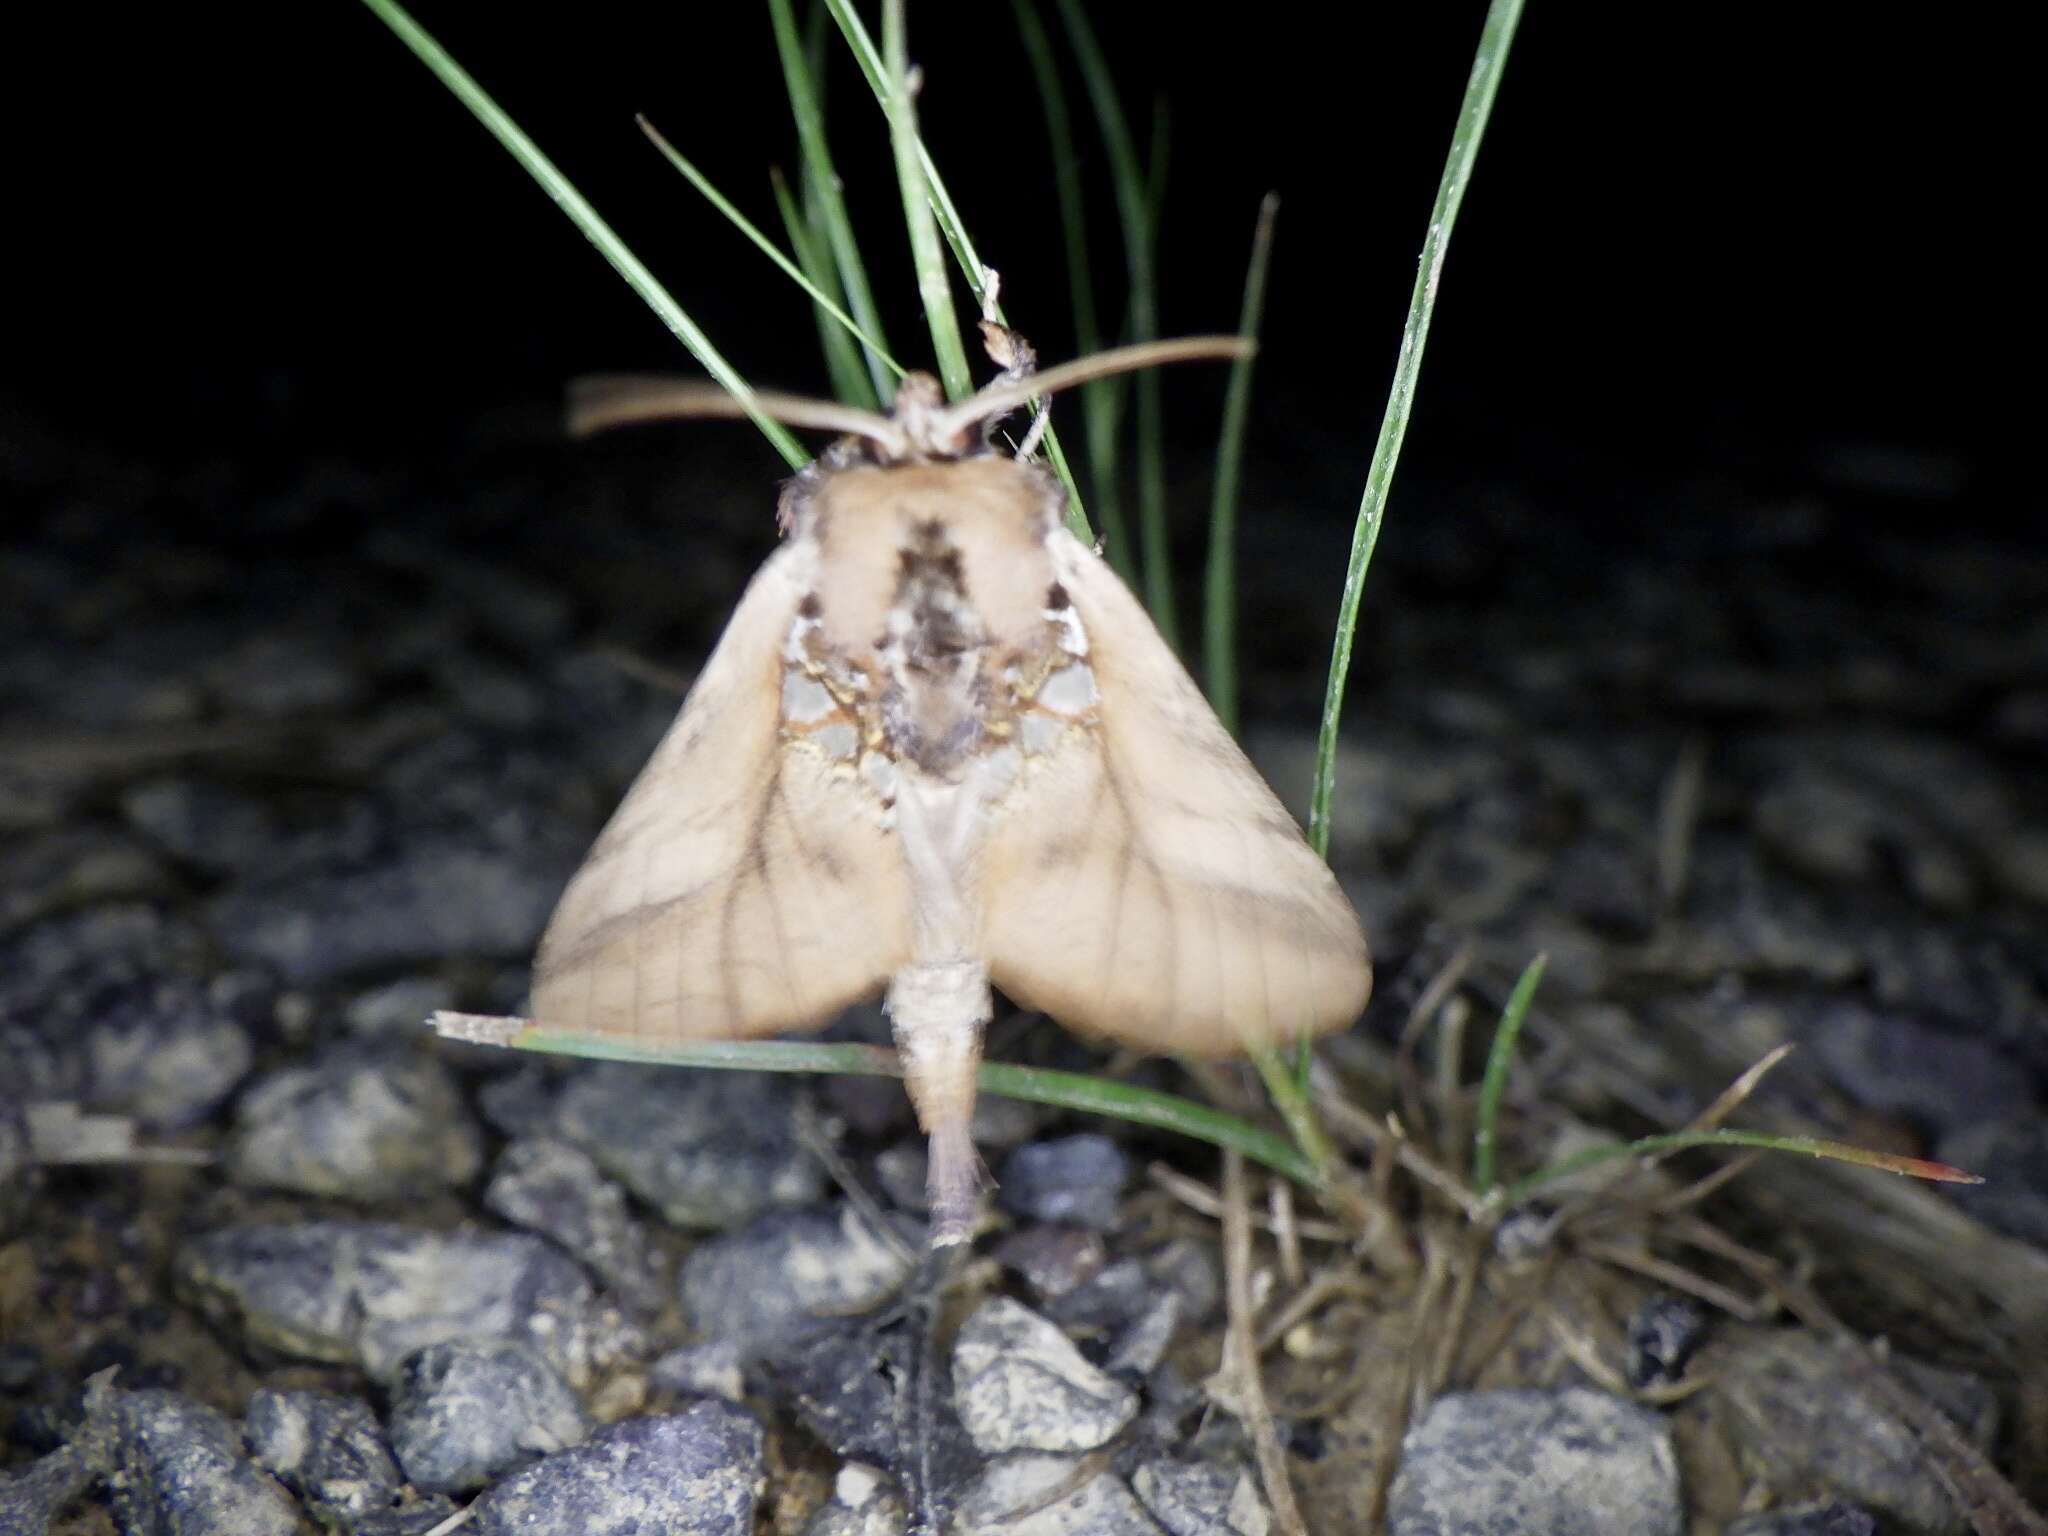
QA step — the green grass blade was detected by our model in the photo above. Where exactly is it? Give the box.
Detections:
[1055,0,1171,635]
[880,0,972,400]
[1205,194,1279,739]
[1497,1129,1985,1209]
[1011,0,1129,572]
[821,0,983,284]
[1471,953,1547,1196]
[773,168,877,408]
[638,118,902,384]
[435,1015,1317,1186]
[1307,0,1525,856]
[1135,102,1175,646]
[1251,1045,1335,1182]
[818,0,1093,542]
[769,0,896,405]
[357,0,808,469]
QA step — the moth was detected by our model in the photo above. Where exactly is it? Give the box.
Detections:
[530,336,1372,1243]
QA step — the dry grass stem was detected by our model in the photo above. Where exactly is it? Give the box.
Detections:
[1219,1149,1310,1536]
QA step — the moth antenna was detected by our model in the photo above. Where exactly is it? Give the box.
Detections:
[934,334,1253,439]
[566,374,905,453]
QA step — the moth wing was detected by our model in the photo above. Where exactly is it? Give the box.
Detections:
[531,544,913,1040]
[980,531,1371,1057]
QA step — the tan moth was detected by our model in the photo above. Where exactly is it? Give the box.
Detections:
[528,337,1372,1243]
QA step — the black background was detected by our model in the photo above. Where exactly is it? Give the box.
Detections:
[4,4,2017,538]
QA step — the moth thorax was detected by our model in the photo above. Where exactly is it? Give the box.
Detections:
[879,520,989,775]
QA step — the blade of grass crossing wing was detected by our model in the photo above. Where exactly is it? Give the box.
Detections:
[769,0,897,405]
[1010,0,1132,576]
[772,167,878,408]
[1055,0,1173,639]
[880,0,972,400]
[638,117,901,385]
[356,0,808,468]
[820,0,1095,540]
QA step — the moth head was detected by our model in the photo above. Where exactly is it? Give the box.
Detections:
[567,336,1254,468]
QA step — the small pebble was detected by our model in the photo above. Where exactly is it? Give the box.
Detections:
[177,1221,631,1385]
[228,1044,483,1200]
[387,1338,591,1494]
[679,1207,913,1362]
[998,1134,1130,1230]
[801,1461,910,1536]
[91,1383,302,1536]
[1718,1330,1987,1535]
[1723,1504,1880,1536]
[485,1136,667,1316]
[1132,1460,1271,1536]
[952,1454,1164,1536]
[992,1225,1106,1302]
[763,1320,979,1502]
[550,1064,824,1230]
[1626,1295,1708,1388]
[244,1387,403,1524]
[468,1400,764,1536]
[1387,1388,1681,1536]
[952,1296,1139,1454]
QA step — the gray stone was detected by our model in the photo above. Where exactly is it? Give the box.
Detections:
[468,1401,763,1536]
[1386,1388,1681,1536]
[244,1387,403,1524]
[993,1226,1106,1303]
[1131,1460,1270,1536]
[1042,1256,1153,1336]
[762,1320,980,1506]
[551,1064,823,1230]
[388,1339,590,1494]
[679,1207,914,1361]
[200,630,365,718]
[0,905,252,1124]
[1105,1292,1183,1380]
[1723,1505,1879,1536]
[1716,1331,1982,1535]
[953,1454,1165,1536]
[486,1137,667,1316]
[952,1296,1139,1454]
[998,1135,1130,1231]
[80,973,264,1130]
[121,777,282,876]
[177,1221,630,1386]
[207,833,568,985]
[1626,1295,1708,1388]
[93,1386,303,1536]
[344,1496,464,1535]
[228,1045,483,1200]
[0,1445,92,1535]
[802,1462,910,1536]
[0,827,167,934]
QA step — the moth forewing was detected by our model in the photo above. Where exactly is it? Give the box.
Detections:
[531,340,1371,1247]
[528,541,915,1042]
[980,525,1373,1056]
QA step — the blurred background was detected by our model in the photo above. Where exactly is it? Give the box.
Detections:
[4,3,2015,536]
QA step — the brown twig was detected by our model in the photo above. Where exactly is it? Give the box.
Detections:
[1218,1149,1310,1536]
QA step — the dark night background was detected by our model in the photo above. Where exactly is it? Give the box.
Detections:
[6,12,2048,1523]
[5,4,2018,550]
